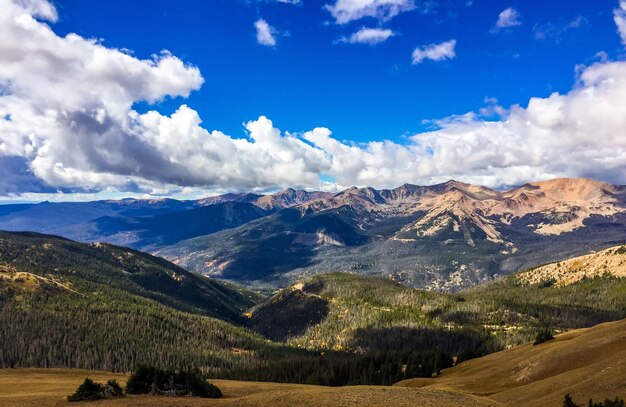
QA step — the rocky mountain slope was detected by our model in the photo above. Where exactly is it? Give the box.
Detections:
[1,177,625,289]
[161,178,626,288]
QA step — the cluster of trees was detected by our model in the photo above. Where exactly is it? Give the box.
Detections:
[125,366,222,398]
[67,368,221,402]
[221,349,452,386]
[0,274,453,385]
[67,378,123,402]
[533,329,555,345]
[4,266,624,386]
[0,231,256,323]
[564,394,625,407]
[0,294,262,373]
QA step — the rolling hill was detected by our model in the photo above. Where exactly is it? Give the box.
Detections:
[0,231,280,376]
[396,318,626,407]
[0,231,257,322]
[2,318,624,406]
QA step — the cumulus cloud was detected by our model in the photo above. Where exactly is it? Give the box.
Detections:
[254,18,277,46]
[301,60,626,188]
[411,40,456,64]
[339,27,395,44]
[325,0,416,24]
[492,7,521,32]
[616,1,626,45]
[4,0,626,198]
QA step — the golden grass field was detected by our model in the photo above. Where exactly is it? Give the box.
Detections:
[397,318,626,407]
[0,368,501,407]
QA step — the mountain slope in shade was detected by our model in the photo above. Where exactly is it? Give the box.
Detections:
[0,188,326,249]
[77,201,269,249]
[396,318,626,407]
[0,198,198,233]
[159,206,369,283]
[164,178,626,289]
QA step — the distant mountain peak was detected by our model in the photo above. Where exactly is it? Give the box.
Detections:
[254,188,334,211]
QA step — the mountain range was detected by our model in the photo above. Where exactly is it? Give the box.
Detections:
[1,178,625,290]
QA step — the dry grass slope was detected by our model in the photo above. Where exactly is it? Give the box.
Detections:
[516,244,626,286]
[396,318,626,407]
[0,368,501,407]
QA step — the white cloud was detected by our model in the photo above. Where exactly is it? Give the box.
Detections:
[533,16,585,43]
[4,0,626,198]
[411,40,456,64]
[615,1,626,46]
[340,27,395,44]
[304,60,626,188]
[492,7,521,32]
[254,18,277,46]
[325,0,416,24]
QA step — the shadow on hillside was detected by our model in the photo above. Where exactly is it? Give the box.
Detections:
[248,290,330,342]
[349,326,501,359]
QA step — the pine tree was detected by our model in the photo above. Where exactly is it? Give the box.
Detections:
[563,393,578,407]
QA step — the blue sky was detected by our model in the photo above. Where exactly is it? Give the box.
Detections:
[1,0,626,201]
[51,0,623,142]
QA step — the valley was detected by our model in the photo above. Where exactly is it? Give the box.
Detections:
[1,178,626,405]
[3,0,626,405]
[1,231,625,396]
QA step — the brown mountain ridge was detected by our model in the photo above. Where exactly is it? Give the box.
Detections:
[159,178,626,289]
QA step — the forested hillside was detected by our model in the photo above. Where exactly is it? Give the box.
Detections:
[2,231,625,387]
[248,271,626,354]
[0,232,466,385]
[0,231,258,322]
